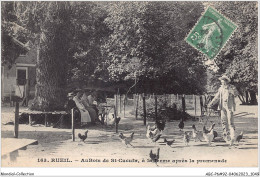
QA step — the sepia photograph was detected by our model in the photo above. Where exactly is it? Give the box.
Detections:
[1,1,259,176]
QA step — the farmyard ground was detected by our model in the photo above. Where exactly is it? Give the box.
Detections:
[1,104,258,167]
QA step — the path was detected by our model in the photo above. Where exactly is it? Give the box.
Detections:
[1,104,258,167]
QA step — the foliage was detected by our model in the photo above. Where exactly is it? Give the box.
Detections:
[2,2,112,110]
[206,2,258,95]
[67,2,111,87]
[102,2,207,94]
[3,2,256,110]
[1,2,29,67]
[2,2,74,110]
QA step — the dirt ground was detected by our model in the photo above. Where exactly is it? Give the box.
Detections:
[1,104,258,167]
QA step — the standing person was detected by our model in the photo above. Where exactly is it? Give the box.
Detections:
[208,75,239,146]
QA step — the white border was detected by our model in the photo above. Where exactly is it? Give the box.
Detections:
[1,0,259,176]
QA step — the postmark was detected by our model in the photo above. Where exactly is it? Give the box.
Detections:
[185,6,237,59]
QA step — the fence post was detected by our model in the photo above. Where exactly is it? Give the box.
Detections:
[29,115,32,126]
[44,113,49,127]
[114,105,118,133]
[182,94,186,113]
[123,94,126,117]
[114,94,118,116]
[119,94,122,114]
[26,79,29,106]
[71,108,75,141]
[135,94,139,120]
[155,95,158,120]
[143,94,146,125]
[14,101,19,138]
[133,94,136,115]
[193,94,196,116]
[200,95,203,116]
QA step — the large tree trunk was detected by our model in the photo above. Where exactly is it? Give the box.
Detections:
[30,4,71,111]
[30,36,67,111]
[249,90,257,105]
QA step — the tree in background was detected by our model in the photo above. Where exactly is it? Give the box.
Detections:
[2,2,73,111]
[3,1,255,111]
[67,2,110,89]
[2,2,112,110]
[1,2,29,68]
[206,2,257,104]
[102,1,207,94]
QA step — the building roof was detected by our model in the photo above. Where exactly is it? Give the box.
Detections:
[12,38,36,65]
[12,37,30,51]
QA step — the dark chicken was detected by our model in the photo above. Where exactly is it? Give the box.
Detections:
[115,117,121,125]
[236,131,243,145]
[155,119,166,131]
[164,138,175,147]
[150,148,160,166]
[78,130,88,142]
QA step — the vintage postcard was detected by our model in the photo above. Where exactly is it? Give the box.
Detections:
[1,1,259,176]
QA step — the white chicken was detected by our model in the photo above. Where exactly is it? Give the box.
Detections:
[192,124,203,142]
[146,125,161,143]
[106,113,116,126]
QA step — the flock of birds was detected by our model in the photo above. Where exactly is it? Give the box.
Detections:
[78,117,244,166]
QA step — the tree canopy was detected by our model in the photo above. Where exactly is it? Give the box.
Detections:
[1,1,257,108]
[102,1,207,94]
[206,2,257,89]
[204,2,257,104]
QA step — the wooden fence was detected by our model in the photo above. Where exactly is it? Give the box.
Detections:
[106,94,208,124]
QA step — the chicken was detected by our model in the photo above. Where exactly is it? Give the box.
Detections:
[119,132,134,147]
[203,125,218,140]
[203,123,216,146]
[178,118,184,131]
[236,131,243,145]
[106,113,116,125]
[115,117,121,125]
[146,125,161,143]
[78,130,88,142]
[151,133,161,143]
[192,124,203,142]
[164,138,175,147]
[149,124,157,131]
[119,132,126,139]
[155,119,166,131]
[146,125,160,138]
[149,148,160,166]
[106,114,120,126]
[183,131,190,146]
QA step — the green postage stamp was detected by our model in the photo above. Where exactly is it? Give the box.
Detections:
[186,6,237,59]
